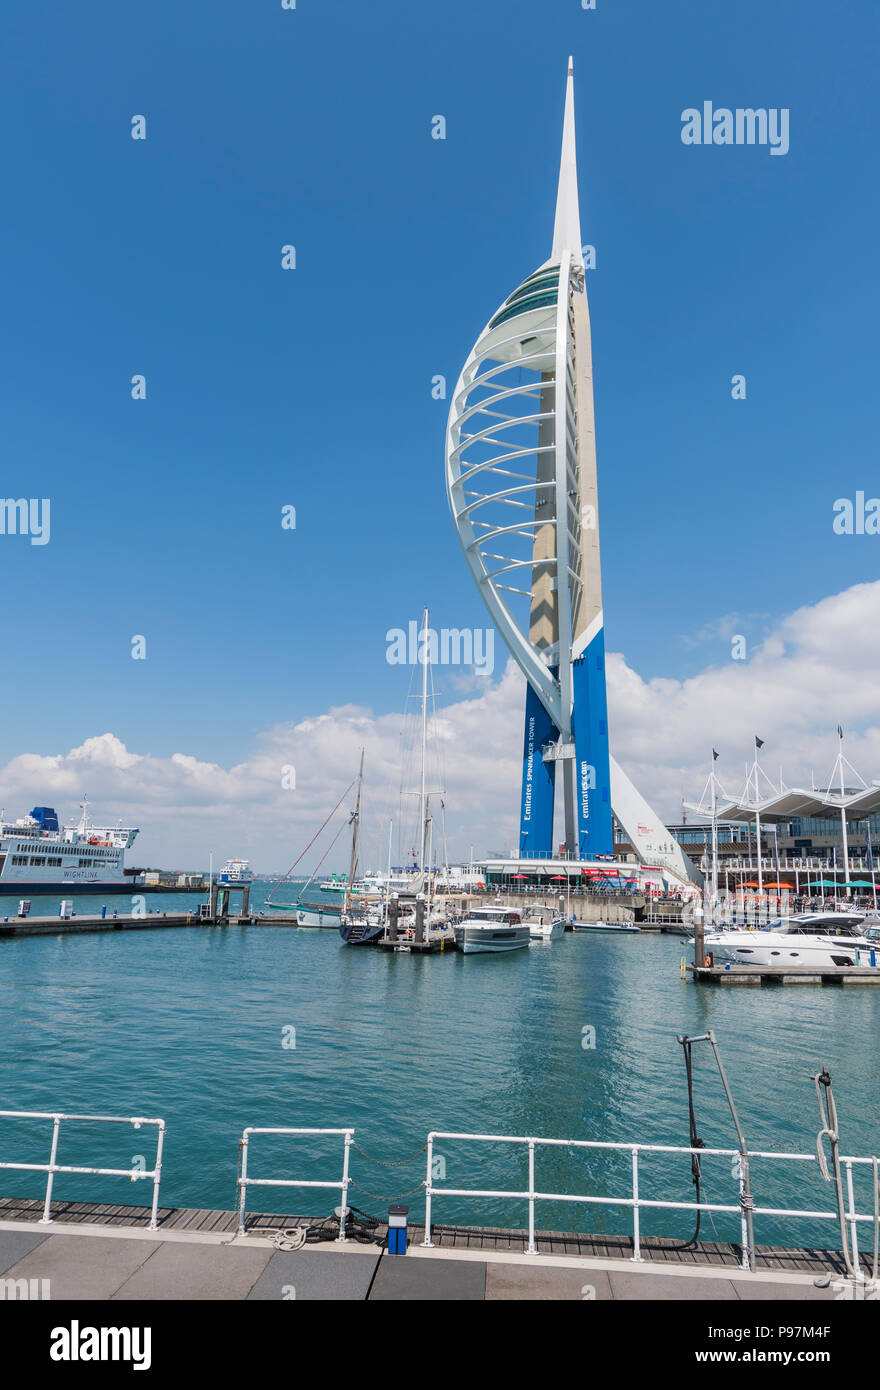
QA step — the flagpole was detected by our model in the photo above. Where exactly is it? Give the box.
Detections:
[837,726,851,898]
[710,751,719,905]
[753,740,763,895]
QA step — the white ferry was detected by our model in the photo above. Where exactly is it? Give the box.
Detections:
[218,858,254,885]
[0,804,139,895]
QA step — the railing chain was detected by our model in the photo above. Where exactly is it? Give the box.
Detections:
[350,1139,429,1168]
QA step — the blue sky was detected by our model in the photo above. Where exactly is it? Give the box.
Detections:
[2,0,878,790]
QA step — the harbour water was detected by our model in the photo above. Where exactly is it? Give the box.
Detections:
[2,895,878,1253]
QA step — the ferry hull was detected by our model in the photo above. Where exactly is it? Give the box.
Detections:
[0,880,139,896]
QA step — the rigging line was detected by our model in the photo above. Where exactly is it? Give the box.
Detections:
[263,775,357,903]
[646,1039,707,1252]
[296,815,354,903]
[398,656,423,866]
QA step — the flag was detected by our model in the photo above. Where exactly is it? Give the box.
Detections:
[712,749,719,761]
[755,737,764,749]
[867,826,874,870]
[837,724,843,739]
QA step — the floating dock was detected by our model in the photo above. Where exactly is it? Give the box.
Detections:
[689,962,880,986]
[0,912,259,938]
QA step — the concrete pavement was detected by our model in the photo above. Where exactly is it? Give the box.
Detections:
[0,1220,844,1301]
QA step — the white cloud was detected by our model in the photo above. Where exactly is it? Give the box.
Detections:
[609,579,880,809]
[678,610,770,649]
[1,581,878,870]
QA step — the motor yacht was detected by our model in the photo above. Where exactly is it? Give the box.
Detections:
[522,905,566,940]
[570,919,640,934]
[453,906,531,955]
[704,912,874,969]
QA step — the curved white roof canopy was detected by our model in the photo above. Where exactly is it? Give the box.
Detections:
[715,784,880,825]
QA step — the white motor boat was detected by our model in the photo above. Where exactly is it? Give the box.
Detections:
[570,920,640,934]
[522,905,566,940]
[453,906,531,955]
[705,912,873,969]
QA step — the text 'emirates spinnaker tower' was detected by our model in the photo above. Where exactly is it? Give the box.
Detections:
[446,60,685,869]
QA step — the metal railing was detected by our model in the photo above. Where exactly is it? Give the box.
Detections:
[423,1130,880,1270]
[717,855,879,873]
[482,883,642,901]
[0,1110,165,1229]
[236,1126,354,1238]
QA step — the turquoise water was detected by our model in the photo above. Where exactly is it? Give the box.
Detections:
[1,912,879,1252]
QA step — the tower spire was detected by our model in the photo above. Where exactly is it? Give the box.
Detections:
[551,57,582,263]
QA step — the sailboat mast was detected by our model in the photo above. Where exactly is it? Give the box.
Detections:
[837,727,851,896]
[710,757,719,904]
[345,750,365,913]
[419,607,429,874]
[384,816,393,923]
[753,752,763,895]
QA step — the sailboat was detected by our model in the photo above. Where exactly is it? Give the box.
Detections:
[260,773,364,924]
[340,607,455,946]
[339,753,388,944]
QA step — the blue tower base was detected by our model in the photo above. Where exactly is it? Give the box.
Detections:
[571,630,613,858]
[519,683,557,856]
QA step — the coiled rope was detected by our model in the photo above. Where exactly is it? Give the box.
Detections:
[245,1208,381,1249]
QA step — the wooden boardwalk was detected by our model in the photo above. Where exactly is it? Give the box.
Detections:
[0,1196,867,1276]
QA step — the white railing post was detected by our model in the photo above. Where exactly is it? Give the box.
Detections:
[148,1121,165,1231]
[527,1139,536,1254]
[232,1126,356,1240]
[423,1134,435,1247]
[237,1129,251,1236]
[631,1148,643,1262]
[40,1116,62,1224]
[737,1157,750,1270]
[338,1130,352,1242]
[845,1160,861,1275]
[0,1111,163,1227]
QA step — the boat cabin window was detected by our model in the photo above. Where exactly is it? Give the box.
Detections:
[792,920,862,936]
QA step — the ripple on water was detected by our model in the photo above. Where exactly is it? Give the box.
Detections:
[1,926,878,1245]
